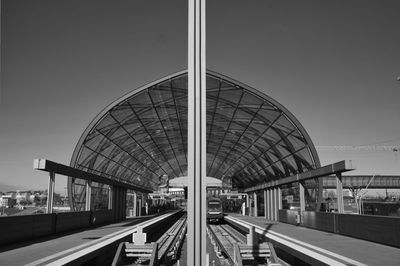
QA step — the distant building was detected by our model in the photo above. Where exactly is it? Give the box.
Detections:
[15,190,32,204]
[1,193,17,208]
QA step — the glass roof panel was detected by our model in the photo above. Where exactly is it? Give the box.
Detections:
[70,71,320,208]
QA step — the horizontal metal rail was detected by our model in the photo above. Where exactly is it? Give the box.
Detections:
[207,224,244,265]
[156,214,187,262]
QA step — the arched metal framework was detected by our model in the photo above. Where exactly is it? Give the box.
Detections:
[68,70,320,210]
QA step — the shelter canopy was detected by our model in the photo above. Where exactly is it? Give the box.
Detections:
[69,70,320,209]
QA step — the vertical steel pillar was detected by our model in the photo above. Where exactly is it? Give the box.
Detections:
[138,196,142,217]
[47,172,55,214]
[264,189,267,219]
[122,188,127,219]
[108,185,113,210]
[133,192,137,217]
[336,173,344,213]
[271,188,276,221]
[266,189,270,220]
[268,188,274,221]
[253,192,257,216]
[299,182,306,212]
[269,189,274,220]
[112,186,118,221]
[275,188,279,220]
[246,193,250,215]
[85,181,92,211]
[277,187,282,210]
[316,177,324,212]
[187,0,206,264]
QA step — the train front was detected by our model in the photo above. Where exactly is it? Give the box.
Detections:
[207,197,223,222]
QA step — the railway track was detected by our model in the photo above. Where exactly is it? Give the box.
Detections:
[156,214,187,263]
[112,212,187,266]
[208,224,239,261]
[207,222,282,266]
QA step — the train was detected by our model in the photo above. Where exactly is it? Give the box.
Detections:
[207,197,223,222]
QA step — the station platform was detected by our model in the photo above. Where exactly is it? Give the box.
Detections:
[227,213,400,266]
[0,215,154,266]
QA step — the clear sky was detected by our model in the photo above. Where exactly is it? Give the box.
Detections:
[1,0,400,193]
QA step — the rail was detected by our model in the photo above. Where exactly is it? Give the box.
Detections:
[156,214,187,262]
[112,212,187,265]
[207,224,234,263]
[208,222,281,266]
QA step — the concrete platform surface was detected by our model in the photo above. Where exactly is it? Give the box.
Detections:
[0,216,151,266]
[228,213,400,266]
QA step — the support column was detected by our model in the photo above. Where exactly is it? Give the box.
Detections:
[316,177,324,212]
[253,192,258,217]
[108,186,113,210]
[271,188,276,221]
[299,182,306,212]
[336,173,344,213]
[138,195,142,217]
[113,186,125,221]
[277,187,282,221]
[133,192,137,217]
[274,188,279,220]
[113,187,118,220]
[269,189,274,220]
[277,187,282,210]
[246,193,250,216]
[145,196,149,215]
[47,172,55,214]
[266,189,271,220]
[187,0,206,264]
[122,188,127,219]
[264,189,267,219]
[85,181,92,211]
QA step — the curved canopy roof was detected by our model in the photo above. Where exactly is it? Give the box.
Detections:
[69,70,320,206]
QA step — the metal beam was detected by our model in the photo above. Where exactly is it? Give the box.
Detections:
[322,175,400,189]
[34,159,152,193]
[244,160,355,192]
[187,0,206,265]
